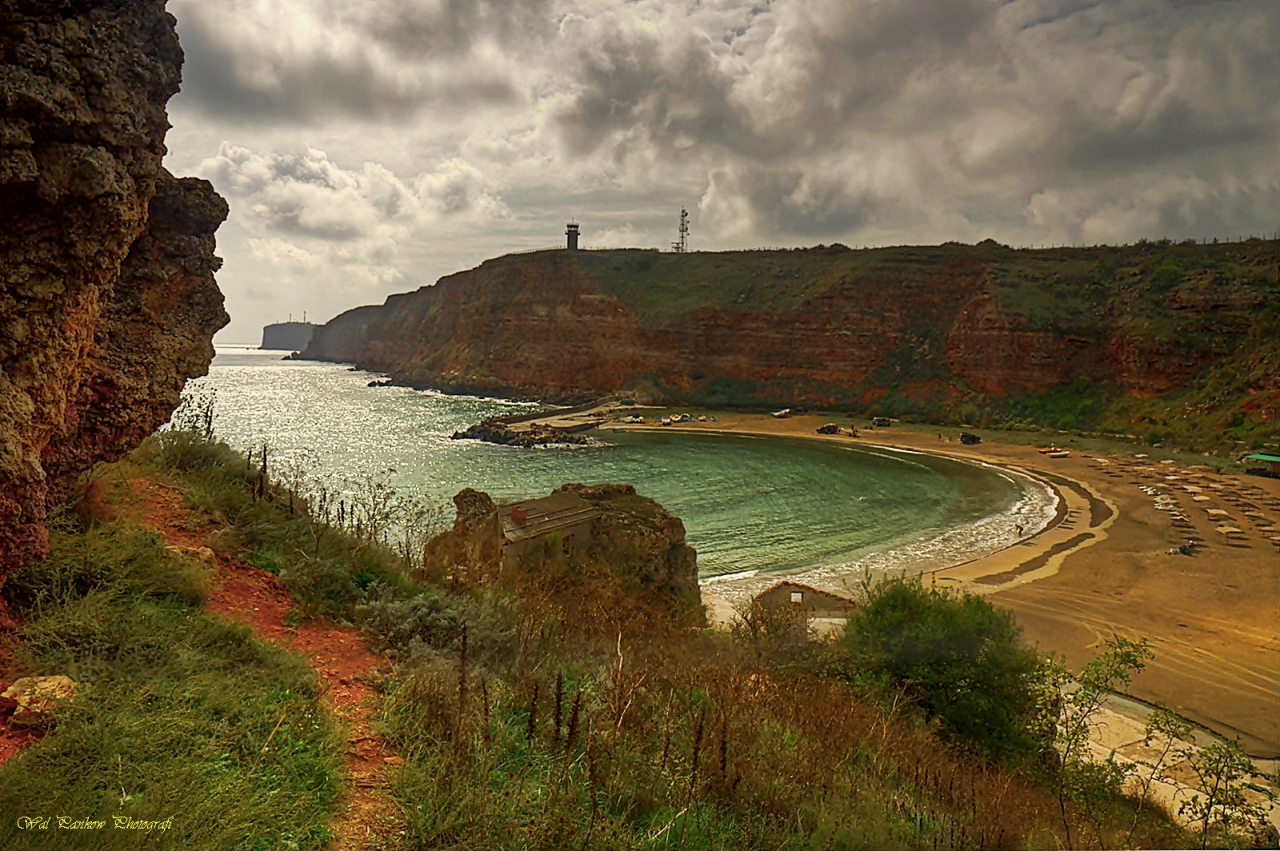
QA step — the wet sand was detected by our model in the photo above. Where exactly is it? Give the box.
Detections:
[606,413,1280,758]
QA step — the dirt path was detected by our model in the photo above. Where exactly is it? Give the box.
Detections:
[133,480,405,849]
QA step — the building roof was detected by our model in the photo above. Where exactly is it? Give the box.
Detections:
[498,491,597,543]
[1245,453,1280,463]
[756,580,857,606]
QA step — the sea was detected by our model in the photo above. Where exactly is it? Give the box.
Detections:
[192,347,1057,602]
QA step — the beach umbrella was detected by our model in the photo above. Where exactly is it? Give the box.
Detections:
[1215,525,1244,534]
[1183,486,1202,493]
[1206,509,1230,517]
[1192,495,1211,502]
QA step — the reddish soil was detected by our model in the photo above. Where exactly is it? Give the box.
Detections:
[0,477,407,841]
[133,479,406,848]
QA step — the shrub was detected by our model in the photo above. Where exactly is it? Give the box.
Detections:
[842,576,1042,763]
[1178,736,1277,849]
[1033,634,1153,850]
[355,584,461,657]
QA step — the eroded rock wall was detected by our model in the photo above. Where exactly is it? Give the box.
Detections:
[303,243,1280,432]
[0,0,228,607]
[426,483,701,619]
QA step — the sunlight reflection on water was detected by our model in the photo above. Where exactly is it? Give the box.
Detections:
[196,347,1055,598]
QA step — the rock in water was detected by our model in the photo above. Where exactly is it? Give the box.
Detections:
[451,418,589,447]
[0,0,229,621]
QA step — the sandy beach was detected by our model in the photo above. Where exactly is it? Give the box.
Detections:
[603,412,1280,759]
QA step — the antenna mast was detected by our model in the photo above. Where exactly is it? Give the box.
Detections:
[671,207,689,253]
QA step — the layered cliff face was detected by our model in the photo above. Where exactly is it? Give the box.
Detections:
[0,0,229,610]
[304,240,1280,450]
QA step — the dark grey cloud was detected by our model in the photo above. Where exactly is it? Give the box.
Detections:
[547,0,1280,239]
[555,26,758,160]
[744,168,879,238]
[554,0,997,166]
[171,0,545,121]
[364,0,555,58]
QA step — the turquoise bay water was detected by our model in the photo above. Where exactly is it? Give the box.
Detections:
[195,347,1055,600]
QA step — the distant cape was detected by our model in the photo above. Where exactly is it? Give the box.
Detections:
[261,321,316,351]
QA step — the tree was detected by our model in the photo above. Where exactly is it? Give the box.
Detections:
[1125,705,1193,848]
[1178,736,1277,849]
[842,575,1042,762]
[1035,634,1152,850]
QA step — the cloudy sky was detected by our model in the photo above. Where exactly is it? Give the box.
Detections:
[160,0,1280,344]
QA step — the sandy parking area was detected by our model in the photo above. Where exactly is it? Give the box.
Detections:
[606,412,1280,758]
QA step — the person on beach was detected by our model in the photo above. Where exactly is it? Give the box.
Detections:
[1016,523,1024,537]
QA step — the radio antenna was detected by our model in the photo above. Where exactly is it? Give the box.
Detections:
[671,207,689,253]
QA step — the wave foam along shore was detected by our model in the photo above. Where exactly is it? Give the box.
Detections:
[622,425,1061,606]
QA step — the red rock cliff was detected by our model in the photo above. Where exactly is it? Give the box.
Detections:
[0,0,229,613]
[304,242,1279,431]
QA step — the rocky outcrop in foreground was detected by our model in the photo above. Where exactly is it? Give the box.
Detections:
[427,483,701,618]
[559,483,700,608]
[0,0,228,615]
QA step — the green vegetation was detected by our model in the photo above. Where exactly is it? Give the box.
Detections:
[138,391,438,621]
[1034,635,1154,851]
[1178,737,1278,849]
[565,239,1280,457]
[6,413,1269,848]
[378,634,1047,851]
[842,576,1043,763]
[0,520,343,850]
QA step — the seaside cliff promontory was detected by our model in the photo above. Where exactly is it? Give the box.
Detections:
[303,241,1280,453]
[0,0,228,612]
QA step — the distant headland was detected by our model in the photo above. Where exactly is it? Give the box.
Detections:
[298,239,1280,457]
[261,320,317,351]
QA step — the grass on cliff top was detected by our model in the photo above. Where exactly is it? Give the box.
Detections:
[570,244,975,323]
[565,239,1280,328]
[0,520,344,851]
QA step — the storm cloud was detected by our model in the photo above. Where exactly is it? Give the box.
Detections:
[161,0,1280,342]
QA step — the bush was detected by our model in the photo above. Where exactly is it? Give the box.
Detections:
[355,584,462,657]
[842,576,1042,763]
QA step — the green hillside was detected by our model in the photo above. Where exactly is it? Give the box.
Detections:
[568,240,1280,457]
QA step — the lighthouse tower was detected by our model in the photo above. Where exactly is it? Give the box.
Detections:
[566,222,580,250]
